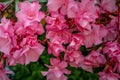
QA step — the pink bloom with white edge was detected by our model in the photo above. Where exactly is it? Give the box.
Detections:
[0,17,16,55]
[80,50,106,73]
[16,1,45,27]
[98,70,120,80]
[41,58,71,80]
[6,35,44,65]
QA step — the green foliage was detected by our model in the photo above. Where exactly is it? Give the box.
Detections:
[67,66,99,80]
[0,0,9,2]
[10,63,46,80]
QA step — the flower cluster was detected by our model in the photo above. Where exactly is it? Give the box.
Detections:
[0,0,119,80]
[0,1,45,79]
[43,0,119,80]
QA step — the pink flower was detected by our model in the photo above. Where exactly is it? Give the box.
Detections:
[46,30,71,44]
[65,0,80,18]
[47,0,63,12]
[47,0,62,12]
[16,1,45,27]
[46,13,71,44]
[64,50,84,67]
[76,0,99,30]
[46,12,67,31]
[47,0,79,18]
[103,42,120,73]
[48,40,65,57]
[0,17,16,55]
[45,71,68,80]
[68,34,84,50]
[103,41,120,58]
[98,70,120,80]
[104,17,118,41]
[15,21,44,35]
[41,58,71,80]
[83,25,108,48]
[80,50,106,72]
[101,0,117,12]
[6,35,45,65]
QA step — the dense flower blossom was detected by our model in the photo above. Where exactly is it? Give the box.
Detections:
[45,0,119,79]
[0,1,45,66]
[0,0,119,79]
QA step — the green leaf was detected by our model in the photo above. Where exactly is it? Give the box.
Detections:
[0,0,9,2]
